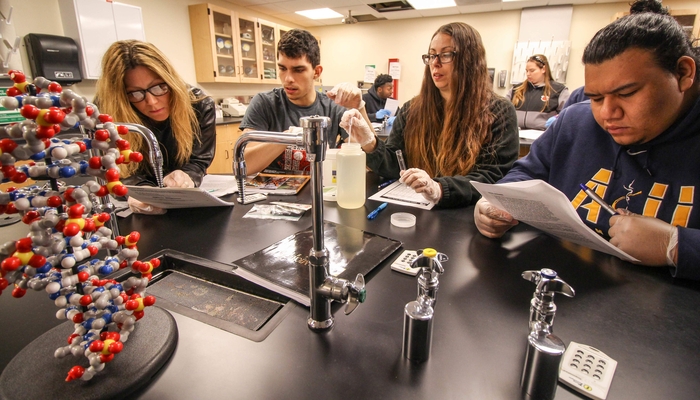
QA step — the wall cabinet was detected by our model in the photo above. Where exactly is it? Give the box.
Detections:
[59,0,145,80]
[208,123,242,174]
[189,3,288,84]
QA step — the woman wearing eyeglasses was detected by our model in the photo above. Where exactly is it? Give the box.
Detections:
[96,40,216,213]
[507,54,570,130]
[340,22,519,208]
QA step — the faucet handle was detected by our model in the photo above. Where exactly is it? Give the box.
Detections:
[414,248,448,274]
[344,273,366,315]
[522,268,575,298]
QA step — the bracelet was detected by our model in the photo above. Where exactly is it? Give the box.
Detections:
[666,227,679,266]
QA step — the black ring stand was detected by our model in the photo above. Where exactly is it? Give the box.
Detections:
[0,306,177,400]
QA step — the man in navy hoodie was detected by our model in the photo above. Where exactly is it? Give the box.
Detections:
[475,0,700,280]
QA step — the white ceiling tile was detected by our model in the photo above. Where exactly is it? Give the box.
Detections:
[418,7,462,17]
[500,0,548,10]
[379,10,424,20]
[457,3,504,13]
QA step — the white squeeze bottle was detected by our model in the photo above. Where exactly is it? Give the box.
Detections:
[336,142,366,209]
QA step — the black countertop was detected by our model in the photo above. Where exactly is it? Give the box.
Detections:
[216,116,243,126]
[1,174,699,399]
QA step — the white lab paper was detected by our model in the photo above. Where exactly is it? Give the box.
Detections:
[369,181,434,210]
[384,98,399,117]
[199,174,240,196]
[519,129,544,141]
[125,185,236,209]
[471,180,638,262]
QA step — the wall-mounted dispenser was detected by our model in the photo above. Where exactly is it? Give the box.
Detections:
[498,70,507,88]
[24,33,82,85]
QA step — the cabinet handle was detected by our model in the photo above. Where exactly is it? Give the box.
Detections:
[225,150,229,160]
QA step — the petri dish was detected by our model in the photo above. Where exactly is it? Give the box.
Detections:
[391,212,416,228]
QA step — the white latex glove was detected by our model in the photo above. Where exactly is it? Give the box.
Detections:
[163,170,195,188]
[474,197,518,238]
[399,168,442,204]
[339,109,375,146]
[127,196,166,215]
[327,82,365,109]
[609,209,678,266]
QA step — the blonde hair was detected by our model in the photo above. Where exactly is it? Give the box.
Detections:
[511,54,554,113]
[95,40,203,176]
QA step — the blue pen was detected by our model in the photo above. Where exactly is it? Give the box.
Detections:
[378,179,397,189]
[579,183,617,215]
[367,202,388,220]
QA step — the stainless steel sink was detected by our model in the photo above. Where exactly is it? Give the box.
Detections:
[109,249,293,342]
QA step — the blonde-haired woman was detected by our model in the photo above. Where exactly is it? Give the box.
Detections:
[508,54,570,130]
[96,40,216,213]
[341,22,519,208]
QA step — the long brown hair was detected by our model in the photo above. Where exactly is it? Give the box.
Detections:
[95,40,202,176]
[404,22,494,177]
[511,54,553,112]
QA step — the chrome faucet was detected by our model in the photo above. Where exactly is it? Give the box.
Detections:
[119,123,164,187]
[520,268,575,400]
[233,116,366,332]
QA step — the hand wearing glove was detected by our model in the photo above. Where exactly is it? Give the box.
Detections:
[375,109,391,119]
[163,170,195,188]
[609,209,679,266]
[387,116,396,127]
[127,196,166,215]
[545,115,557,129]
[327,82,365,109]
[399,168,442,204]
[474,197,519,238]
[340,109,375,147]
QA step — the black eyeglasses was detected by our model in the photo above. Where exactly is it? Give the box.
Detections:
[127,83,170,103]
[421,51,457,65]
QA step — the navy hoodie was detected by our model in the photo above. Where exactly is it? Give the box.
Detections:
[500,95,700,280]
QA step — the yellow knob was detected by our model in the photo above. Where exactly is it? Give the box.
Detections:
[422,248,437,258]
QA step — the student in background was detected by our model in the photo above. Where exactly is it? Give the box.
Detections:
[508,54,570,130]
[96,40,216,214]
[475,0,700,279]
[363,73,397,125]
[240,29,371,175]
[340,22,519,208]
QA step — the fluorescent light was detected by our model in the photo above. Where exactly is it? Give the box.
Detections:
[407,0,456,9]
[295,8,344,20]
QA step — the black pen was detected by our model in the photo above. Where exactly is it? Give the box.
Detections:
[378,179,397,189]
[367,202,388,220]
[579,183,617,215]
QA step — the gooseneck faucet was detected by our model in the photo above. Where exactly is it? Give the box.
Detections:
[120,123,164,187]
[233,116,366,332]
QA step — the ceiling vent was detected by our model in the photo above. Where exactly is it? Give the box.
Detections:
[368,1,415,13]
[342,10,358,24]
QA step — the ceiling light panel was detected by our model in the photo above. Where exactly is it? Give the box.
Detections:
[295,8,344,19]
[407,0,457,10]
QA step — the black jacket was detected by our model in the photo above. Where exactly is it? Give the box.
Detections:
[366,95,519,208]
[362,86,398,123]
[124,87,216,187]
[508,81,569,130]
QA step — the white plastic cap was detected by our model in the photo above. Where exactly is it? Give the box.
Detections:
[391,212,416,228]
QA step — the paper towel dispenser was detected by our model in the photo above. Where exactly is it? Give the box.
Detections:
[24,33,82,85]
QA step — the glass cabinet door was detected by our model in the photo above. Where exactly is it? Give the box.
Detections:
[212,9,238,80]
[236,15,260,83]
[259,20,278,83]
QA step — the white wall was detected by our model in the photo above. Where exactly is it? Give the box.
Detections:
[8,0,699,104]
[311,0,699,102]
